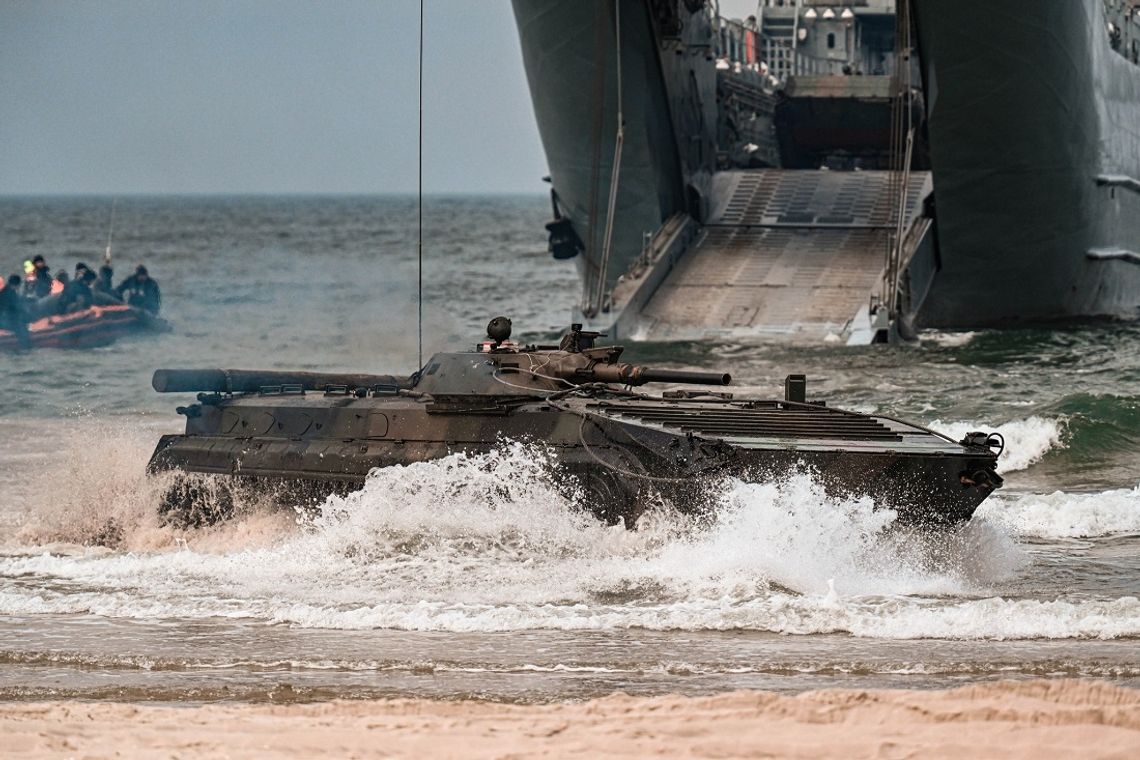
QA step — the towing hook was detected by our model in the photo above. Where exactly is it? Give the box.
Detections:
[959,468,1004,491]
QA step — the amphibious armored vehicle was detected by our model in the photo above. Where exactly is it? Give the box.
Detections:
[148,319,1004,527]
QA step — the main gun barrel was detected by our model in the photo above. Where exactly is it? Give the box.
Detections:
[153,369,410,394]
[635,368,732,386]
[586,363,731,386]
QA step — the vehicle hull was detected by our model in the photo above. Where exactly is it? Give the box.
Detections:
[149,393,998,527]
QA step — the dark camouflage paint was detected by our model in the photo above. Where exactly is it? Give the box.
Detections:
[149,336,1002,526]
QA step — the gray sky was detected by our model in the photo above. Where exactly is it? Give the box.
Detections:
[0,0,549,194]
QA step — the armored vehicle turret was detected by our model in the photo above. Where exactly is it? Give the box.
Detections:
[148,319,1004,527]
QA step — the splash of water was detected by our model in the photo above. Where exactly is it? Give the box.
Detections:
[8,420,296,553]
[16,443,1113,639]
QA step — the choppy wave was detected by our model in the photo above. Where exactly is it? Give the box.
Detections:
[978,486,1140,539]
[1046,393,1140,462]
[3,444,1138,639]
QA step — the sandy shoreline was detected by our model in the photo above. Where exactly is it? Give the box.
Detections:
[4,679,1138,759]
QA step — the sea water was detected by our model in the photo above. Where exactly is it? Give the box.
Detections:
[1,196,1138,702]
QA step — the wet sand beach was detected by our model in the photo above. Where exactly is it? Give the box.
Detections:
[5,680,1139,759]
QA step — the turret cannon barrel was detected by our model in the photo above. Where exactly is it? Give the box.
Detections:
[152,369,410,394]
[632,368,732,386]
[576,363,731,386]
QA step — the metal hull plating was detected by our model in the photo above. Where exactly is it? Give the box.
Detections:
[149,398,995,526]
[148,323,1002,526]
[913,0,1140,326]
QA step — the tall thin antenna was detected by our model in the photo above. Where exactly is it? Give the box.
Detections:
[417,0,424,369]
[104,198,118,264]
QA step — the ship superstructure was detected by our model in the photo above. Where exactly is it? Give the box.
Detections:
[512,0,1140,342]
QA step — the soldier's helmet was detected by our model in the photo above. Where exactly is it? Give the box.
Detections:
[486,316,512,343]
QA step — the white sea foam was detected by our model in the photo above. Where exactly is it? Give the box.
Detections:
[929,416,1065,472]
[977,486,1140,538]
[922,331,979,348]
[5,444,1137,640]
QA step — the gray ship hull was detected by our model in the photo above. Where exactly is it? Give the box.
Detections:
[511,0,693,314]
[913,0,1140,326]
[513,0,1140,337]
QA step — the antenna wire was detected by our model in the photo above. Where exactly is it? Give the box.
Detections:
[417,0,425,369]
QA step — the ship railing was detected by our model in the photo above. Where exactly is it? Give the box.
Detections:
[714,18,763,66]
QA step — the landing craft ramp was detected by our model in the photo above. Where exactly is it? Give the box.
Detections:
[633,170,932,342]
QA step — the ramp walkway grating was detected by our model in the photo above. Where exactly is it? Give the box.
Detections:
[638,170,930,341]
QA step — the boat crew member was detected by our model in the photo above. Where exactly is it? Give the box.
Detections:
[25,255,52,298]
[115,264,161,315]
[59,268,97,313]
[93,264,121,305]
[32,270,70,318]
[95,264,115,295]
[0,274,29,344]
[50,269,68,296]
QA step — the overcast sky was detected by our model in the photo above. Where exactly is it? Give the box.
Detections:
[2,0,763,196]
[0,0,550,195]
